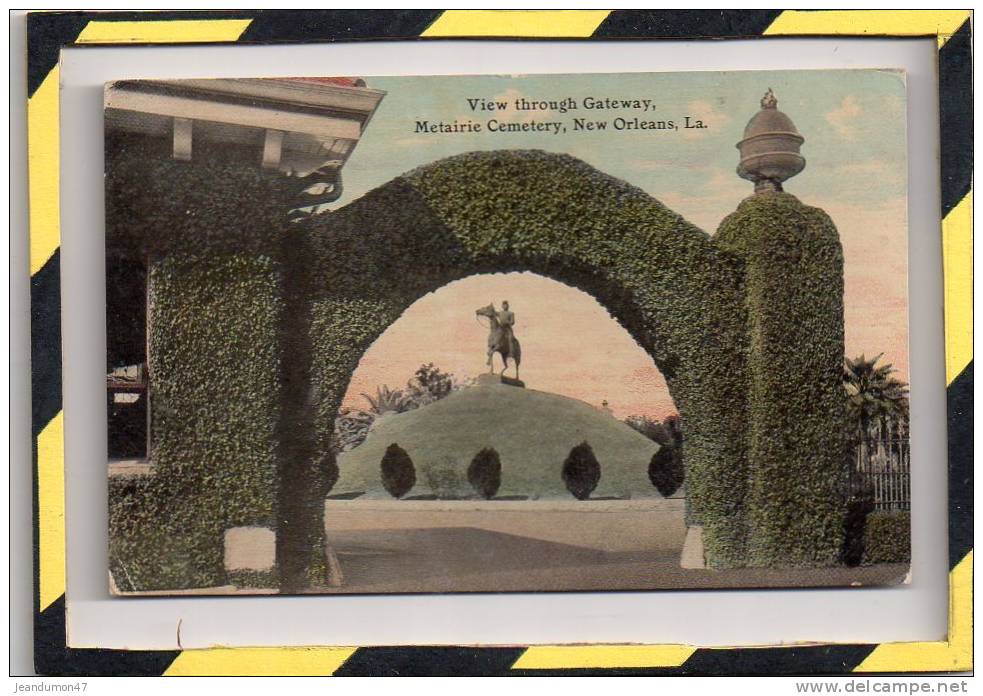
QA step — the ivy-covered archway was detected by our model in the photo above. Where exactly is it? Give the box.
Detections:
[111,146,845,592]
[281,150,776,586]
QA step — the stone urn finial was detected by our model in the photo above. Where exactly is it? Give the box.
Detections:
[761,87,778,109]
[737,89,805,194]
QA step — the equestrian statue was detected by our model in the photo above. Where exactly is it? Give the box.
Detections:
[475,300,522,380]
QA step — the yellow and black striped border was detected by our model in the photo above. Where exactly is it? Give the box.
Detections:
[26,10,973,676]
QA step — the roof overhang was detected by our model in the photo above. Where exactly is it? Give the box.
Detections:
[105,78,386,177]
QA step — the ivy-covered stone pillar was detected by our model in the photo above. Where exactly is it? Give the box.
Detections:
[106,144,293,590]
[716,193,847,566]
[105,78,385,592]
[715,91,848,567]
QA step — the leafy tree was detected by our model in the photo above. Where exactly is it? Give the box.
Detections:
[380,443,416,498]
[562,442,601,501]
[332,407,376,453]
[627,414,685,496]
[468,447,502,499]
[406,362,456,407]
[624,414,669,444]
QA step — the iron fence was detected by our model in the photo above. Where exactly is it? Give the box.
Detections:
[848,418,910,511]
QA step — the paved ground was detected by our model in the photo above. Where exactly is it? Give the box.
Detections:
[323,497,688,553]
[317,526,907,594]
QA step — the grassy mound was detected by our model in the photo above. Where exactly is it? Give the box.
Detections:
[334,383,663,499]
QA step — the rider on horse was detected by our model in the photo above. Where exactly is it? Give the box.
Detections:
[475,300,522,379]
[497,301,515,345]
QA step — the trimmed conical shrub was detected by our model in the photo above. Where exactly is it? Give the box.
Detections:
[381,443,415,498]
[647,415,685,497]
[468,447,502,499]
[647,448,685,497]
[562,441,601,500]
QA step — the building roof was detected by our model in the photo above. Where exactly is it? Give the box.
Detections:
[279,76,367,88]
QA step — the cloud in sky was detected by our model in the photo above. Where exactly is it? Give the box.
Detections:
[682,99,731,139]
[825,95,863,138]
[654,167,751,232]
[833,158,905,191]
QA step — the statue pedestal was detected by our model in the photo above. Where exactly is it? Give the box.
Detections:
[476,373,525,388]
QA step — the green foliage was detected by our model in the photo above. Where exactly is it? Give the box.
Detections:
[106,151,290,591]
[421,456,468,499]
[841,490,875,567]
[109,475,225,591]
[627,414,685,497]
[406,363,456,407]
[562,442,602,501]
[141,252,282,587]
[468,447,502,499]
[843,354,909,442]
[648,416,685,497]
[863,511,911,564]
[715,192,847,567]
[624,415,669,444]
[227,569,280,589]
[105,134,294,258]
[381,443,416,498]
[301,152,846,567]
[336,365,455,454]
[334,382,658,499]
[361,385,415,415]
[319,452,340,496]
[333,408,376,453]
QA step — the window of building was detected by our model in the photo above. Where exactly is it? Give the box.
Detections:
[106,257,150,465]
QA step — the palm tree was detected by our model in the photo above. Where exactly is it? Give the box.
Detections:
[843,355,909,486]
[361,385,414,415]
[843,353,909,437]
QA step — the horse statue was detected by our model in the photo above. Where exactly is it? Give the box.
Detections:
[476,303,521,379]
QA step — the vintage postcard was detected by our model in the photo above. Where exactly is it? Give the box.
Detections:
[104,69,910,595]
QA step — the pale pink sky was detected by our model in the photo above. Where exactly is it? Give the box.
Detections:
[342,273,676,420]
